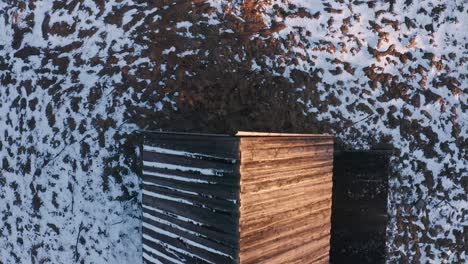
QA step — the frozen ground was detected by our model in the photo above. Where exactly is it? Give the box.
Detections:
[0,0,466,263]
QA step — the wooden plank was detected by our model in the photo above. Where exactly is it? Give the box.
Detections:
[261,237,330,264]
[239,225,330,263]
[143,228,234,264]
[143,194,238,235]
[143,151,238,171]
[283,250,329,264]
[240,171,332,194]
[142,166,240,186]
[143,183,238,214]
[240,207,331,249]
[241,170,332,192]
[240,145,332,162]
[240,170,332,194]
[142,130,231,137]
[240,198,332,236]
[142,205,239,247]
[143,143,238,163]
[235,131,333,138]
[144,134,240,160]
[240,223,331,261]
[240,182,332,217]
[240,172,332,194]
[239,139,333,150]
[238,136,333,264]
[143,240,189,264]
[240,157,333,174]
[142,174,238,200]
[144,216,238,257]
[240,195,332,225]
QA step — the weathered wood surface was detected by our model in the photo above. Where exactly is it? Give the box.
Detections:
[235,131,333,137]
[238,136,334,264]
[142,134,240,264]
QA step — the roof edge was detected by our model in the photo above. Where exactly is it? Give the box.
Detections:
[235,131,334,138]
[139,130,333,138]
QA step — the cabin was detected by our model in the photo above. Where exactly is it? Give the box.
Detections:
[140,131,335,264]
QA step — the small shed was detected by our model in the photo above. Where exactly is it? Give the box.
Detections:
[141,131,334,264]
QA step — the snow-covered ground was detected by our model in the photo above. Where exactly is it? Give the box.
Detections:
[0,0,466,263]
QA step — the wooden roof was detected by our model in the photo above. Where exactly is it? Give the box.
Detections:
[141,130,333,138]
[235,131,333,137]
